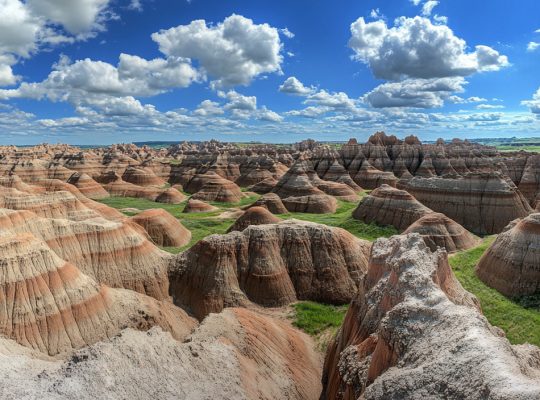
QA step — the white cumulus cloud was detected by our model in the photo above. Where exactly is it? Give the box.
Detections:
[279,77,315,96]
[152,14,284,87]
[349,16,509,81]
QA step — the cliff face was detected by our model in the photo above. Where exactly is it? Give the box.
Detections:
[407,172,532,234]
[321,234,540,400]
[476,213,540,297]
[169,220,371,319]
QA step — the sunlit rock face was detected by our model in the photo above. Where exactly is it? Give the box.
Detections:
[406,172,532,235]
[321,234,540,400]
[169,220,371,319]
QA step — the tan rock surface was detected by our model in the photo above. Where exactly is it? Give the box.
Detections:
[170,220,371,319]
[404,212,479,253]
[130,209,191,247]
[352,184,432,231]
[321,234,540,400]
[476,213,540,297]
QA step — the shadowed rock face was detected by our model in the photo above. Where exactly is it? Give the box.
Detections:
[321,234,540,400]
[130,209,191,248]
[352,184,432,231]
[407,172,532,235]
[476,213,540,297]
[0,308,322,400]
[122,166,166,187]
[404,212,479,253]
[227,207,280,232]
[353,161,398,190]
[248,177,278,194]
[169,220,371,319]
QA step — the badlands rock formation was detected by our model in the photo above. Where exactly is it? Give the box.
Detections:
[321,234,540,400]
[130,209,192,247]
[0,309,322,400]
[407,172,532,235]
[182,198,219,213]
[185,172,244,203]
[272,158,348,213]
[0,228,195,356]
[404,212,479,253]
[353,161,398,189]
[476,213,540,297]
[246,192,288,214]
[227,206,280,232]
[352,184,432,231]
[170,220,371,319]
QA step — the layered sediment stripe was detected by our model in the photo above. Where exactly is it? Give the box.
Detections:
[352,184,432,231]
[476,213,540,297]
[0,233,114,355]
[0,208,171,301]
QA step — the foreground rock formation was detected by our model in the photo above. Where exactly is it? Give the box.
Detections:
[321,234,540,400]
[352,184,432,231]
[0,308,322,400]
[407,172,532,234]
[476,213,540,297]
[170,220,371,319]
[404,212,479,253]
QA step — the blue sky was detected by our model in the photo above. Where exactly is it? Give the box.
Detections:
[0,0,539,145]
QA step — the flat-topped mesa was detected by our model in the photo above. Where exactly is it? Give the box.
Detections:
[476,213,540,297]
[186,172,244,203]
[0,208,172,301]
[67,172,109,200]
[246,192,288,214]
[169,220,371,319]
[353,161,398,190]
[404,212,479,253]
[130,209,191,248]
[406,172,532,235]
[0,231,195,356]
[227,206,281,232]
[353,184,432,231]
[321,234,540,400]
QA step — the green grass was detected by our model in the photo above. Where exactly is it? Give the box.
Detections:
[496,145,540,152]
[450,238,540,346]
[98,195,249,252]
[292,301,349,336]
[280,199,398,241]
